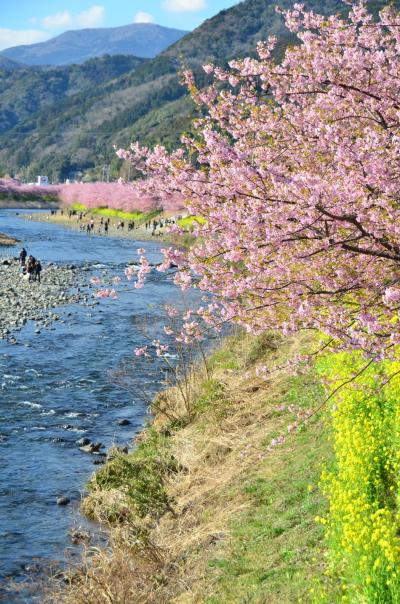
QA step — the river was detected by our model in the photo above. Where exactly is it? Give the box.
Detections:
[0,210,188,601]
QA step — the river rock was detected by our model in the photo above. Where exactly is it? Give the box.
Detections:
[79,442,103,454]
[76,437,91,446]
[117,418,131,426]
[56,496,70,506]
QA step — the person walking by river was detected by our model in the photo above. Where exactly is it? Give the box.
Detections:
[19,248,27,266]
[34,260,42,283]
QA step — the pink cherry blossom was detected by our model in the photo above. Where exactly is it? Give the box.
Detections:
[134,346,149,357]
[118,1,400,359]
[93,288,118,299]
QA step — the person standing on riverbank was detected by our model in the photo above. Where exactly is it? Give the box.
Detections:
[26,255,36,281]
[34,260,42,283]
[19,248,27,266]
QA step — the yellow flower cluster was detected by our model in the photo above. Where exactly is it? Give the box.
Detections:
[317,352,400,603]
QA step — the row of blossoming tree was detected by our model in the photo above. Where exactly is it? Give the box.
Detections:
[0,178,60,200]
[0,177,185,213]
[59,181,185,213]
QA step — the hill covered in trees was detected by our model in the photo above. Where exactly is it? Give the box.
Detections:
[0,0,397,181]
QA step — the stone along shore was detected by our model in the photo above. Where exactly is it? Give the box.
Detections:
[0,232,19,246]
[0,257,92,340]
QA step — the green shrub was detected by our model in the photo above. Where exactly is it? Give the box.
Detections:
[245,331,282,366]
[89,429,178,520]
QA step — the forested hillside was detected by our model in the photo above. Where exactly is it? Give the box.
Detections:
[0,56,146,138]
[0,0,397,181]
[0,57,22,71]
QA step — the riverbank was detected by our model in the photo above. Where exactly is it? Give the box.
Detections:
[48,331,332,603]
[0,232,19,246]
[24,209,186,244]
[0,257,93,340]
[0,198,59,209]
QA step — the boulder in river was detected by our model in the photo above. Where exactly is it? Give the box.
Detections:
[117,418,131,426]
[76,437,91,447]
[79,442,103,454]
[56,496,70,506]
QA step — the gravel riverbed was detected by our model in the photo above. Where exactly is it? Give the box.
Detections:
[0,257,93,340]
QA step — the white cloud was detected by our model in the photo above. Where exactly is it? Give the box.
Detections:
[76,5,105,28]
[133,11,155,24]
[40,5,105,31]
[163,0,206,11]
[0,28,49,51]
[42,11,72,30]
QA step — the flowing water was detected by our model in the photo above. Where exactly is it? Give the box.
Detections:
[0,210,189,601]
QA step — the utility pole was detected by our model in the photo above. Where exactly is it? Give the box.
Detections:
[101,164,110,182]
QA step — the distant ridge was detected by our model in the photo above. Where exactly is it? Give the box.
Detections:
[0,56,22,70]
[0,23,188,66]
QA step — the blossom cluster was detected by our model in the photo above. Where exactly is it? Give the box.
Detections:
[119,1,400,358]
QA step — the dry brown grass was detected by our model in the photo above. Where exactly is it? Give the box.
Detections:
[46,331,320,604]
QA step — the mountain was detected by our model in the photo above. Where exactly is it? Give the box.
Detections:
[0,56,23,70]
[0,0,397,182]
[0,24,188,66]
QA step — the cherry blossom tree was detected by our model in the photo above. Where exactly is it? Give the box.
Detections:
[118,1,400,358]
[59,182,184,212]
[0,178,60,199]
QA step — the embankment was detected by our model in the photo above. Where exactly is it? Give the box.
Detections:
[48,331,331,603]
[48,327,400,603]
[0,232,19,246]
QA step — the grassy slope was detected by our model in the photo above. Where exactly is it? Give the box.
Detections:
[50,332,334,603]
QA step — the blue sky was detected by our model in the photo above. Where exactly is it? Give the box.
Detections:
[0,0,241,50]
